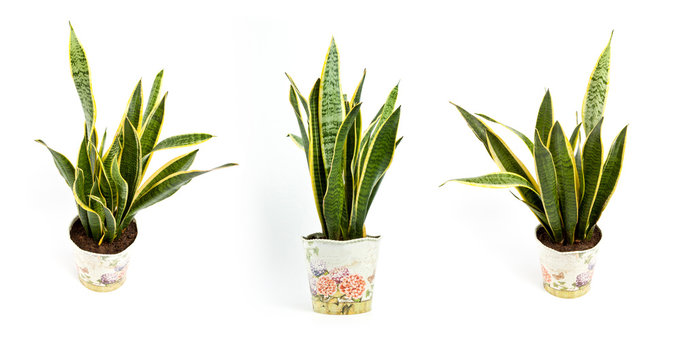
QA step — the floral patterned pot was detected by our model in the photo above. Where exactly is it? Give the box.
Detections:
[537,226,600,299]
[70,217,135,292]
[303,234,380,315]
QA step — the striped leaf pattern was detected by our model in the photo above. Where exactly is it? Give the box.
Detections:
[37,25,234,245]
[582,32,612,136]
[449,33,627,244]
[286,39,402,240]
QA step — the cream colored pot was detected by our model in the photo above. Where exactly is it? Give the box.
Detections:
[70,217,135,292]
[537,226,600,299]
[302,234,380,315]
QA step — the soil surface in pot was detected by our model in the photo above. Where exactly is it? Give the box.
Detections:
[70,218,137,254]
[304,232,379,241]
[537,226,602,252]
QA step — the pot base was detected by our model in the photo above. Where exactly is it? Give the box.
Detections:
[543,283,590,299]
[312,298,372,315]
[79,277,126,292]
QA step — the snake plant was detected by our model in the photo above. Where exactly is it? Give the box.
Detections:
[287,38,402,240]
[37,25,235,245]
[445,33,627,245]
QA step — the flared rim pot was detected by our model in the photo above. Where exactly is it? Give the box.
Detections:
[69,217,136,292]
[536,226,601,299]
[302,234,380,315]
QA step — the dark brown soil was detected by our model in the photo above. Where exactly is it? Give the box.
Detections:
[70,217,137,254]
[537,226,601,252]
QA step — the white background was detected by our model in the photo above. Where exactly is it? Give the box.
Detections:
[1,0,678,358]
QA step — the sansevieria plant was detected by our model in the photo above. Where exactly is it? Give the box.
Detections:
[37,25,235,245]
[445,33,627,245]
[287,38,402,240]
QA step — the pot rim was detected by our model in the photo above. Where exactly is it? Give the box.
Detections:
[302,233,380,244]
[535,225,601,255]
[69,216,137,256]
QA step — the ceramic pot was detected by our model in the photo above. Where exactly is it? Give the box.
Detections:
[302,234,380,315]
[537,226,600,299]
[70,217,135,292]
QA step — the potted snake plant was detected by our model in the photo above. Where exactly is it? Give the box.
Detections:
[37,25,235,292]
[286,38,402,314]
[444,33,627,298]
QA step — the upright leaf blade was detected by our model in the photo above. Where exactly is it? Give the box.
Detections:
[319,38,345,175]
[142,69,164,126]
[322,103,361,239]
[349,107,401,238]
[126,80,143,130]
[285,73,309,118]
[534,131,563,242]
[139,93,167,173]
[548,122,579,244]
[535,90,553,145]
[119,118,142,216]
[289,86,309,160]
[307,79,327,235]
[582,33,612,136]
[69,24,96,137]
[575,119,603,240]
[586,125,628,236]
[111,156,128,226]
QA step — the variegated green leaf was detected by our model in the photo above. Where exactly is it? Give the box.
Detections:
[142,70,164,127]
[77,126,94,194]
[126,80,143,130]
[365,137,403,212]
[136,150,199,198]
[569,122,582,151]
[285,73,309,118]
[35,140,75,187]
[575,119,603,240]
[139,93,167,173]
[89,195,116,243]
[307,79,327,235]
[152,133,214,152]
[354,105,384,180]
[443,172,538,194]
[319,38,345,175]
[287,134,305,150]
[485,130,542,208]
[119,118,141,215]
[69,24,96,137]
[289,86,309,160]
[477,113,533,153]
[349,70,366,106]
[73,168,102,241]
[111,156,128,226]
[535,90,553,145]
[548,122,579,244]
[323,103,362,239]
[582,33,612,136]
[586,125,627,236]
[452,103,491,155]
[534,130,563,242]
[349,107,400,238]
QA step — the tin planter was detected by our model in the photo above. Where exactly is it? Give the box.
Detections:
[537,226,601,299]
[70,217,136,292]
[303,234,380,315]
